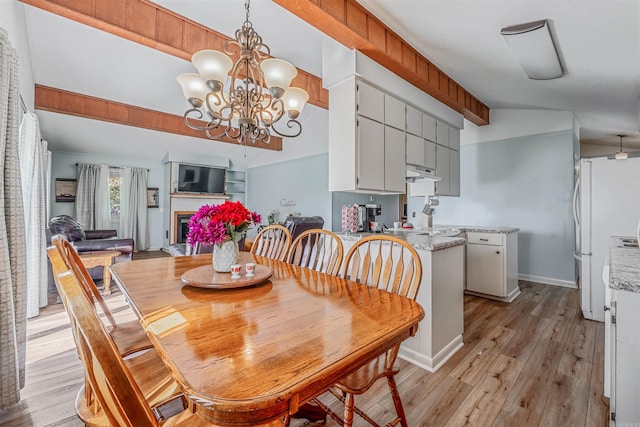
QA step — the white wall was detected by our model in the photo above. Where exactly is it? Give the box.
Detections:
[0,1,34,108]
[246,153,332,237]
[50,151,165,250]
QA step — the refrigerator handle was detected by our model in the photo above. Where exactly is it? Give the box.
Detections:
[573,177,581,229]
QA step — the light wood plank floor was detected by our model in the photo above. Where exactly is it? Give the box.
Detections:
[0,280,609,426]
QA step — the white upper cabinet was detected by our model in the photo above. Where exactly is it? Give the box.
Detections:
[436,120,449,147]
[357,116,385,191]
[406,105,422,136]
[423,114,437,142]
[384,94,405,130]
[449,128,461,151]
[357,81,384,122]
[384,126,407,192]
[425,140,437,170]
[406,134,425,167]
[449,150,460,196]
[435,145,450,196]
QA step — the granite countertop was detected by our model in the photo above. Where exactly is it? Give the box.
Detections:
[609,236,640,293]
[435,224,520,234]
[336,231,465,252]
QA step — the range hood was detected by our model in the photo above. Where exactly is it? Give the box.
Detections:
[406,164,441,182]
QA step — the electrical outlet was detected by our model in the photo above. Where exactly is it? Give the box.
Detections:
[412,212,416,218]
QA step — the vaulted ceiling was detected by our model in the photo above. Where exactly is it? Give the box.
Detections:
[19,0,640,166]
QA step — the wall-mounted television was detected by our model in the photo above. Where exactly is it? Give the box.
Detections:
[176,163,226,195]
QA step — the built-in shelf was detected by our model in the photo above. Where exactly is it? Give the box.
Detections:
[170,193,229,199]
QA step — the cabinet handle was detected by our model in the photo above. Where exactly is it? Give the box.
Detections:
[496,251,500,254]
[480,238,489,241]
[603,305,610,311]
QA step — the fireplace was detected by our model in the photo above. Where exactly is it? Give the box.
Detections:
[174,211,195,244]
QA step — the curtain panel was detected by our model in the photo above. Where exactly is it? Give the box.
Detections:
[0,27,27,409]
[18,112,48,318]
[120,167,150,250]
[75,163,110,230]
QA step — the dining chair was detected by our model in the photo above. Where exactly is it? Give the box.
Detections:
[47,246,184,427]
[250,224,292,261]
[313,235,423,427]
[51,234,153,358]
[286,229,344,276]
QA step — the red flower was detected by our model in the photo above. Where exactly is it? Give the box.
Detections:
[186,201,260,246]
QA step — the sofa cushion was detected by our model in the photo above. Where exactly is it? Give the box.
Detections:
[48,215,86,241]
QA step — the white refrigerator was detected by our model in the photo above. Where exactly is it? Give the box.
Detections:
[577,156,640,322]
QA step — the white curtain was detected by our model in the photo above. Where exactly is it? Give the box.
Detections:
[120,167,149,250]
[18,112,48,318]
[0,26,27,409]
[75,163,110,230]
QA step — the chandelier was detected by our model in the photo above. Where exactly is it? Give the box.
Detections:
[177,0,309,146]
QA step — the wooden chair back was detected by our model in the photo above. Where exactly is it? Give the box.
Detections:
[250,224,292,261]
[51,234,117,328]
[56,269,158,427]
[287,229,344,276]
[342,235,422,300]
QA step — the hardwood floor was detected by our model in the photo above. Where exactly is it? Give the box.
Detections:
[0,281,609,426]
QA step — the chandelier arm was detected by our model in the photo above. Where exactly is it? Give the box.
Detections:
[204,93,233,122]
[183,108,220,131]
[204,125,232,141]
[270,118,302,139]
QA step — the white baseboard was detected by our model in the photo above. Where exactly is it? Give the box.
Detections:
[399,335,463,373]
[518,274,577,289]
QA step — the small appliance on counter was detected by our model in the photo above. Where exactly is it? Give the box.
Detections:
[357,204,382,232]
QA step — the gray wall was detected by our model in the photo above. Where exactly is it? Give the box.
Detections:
[246,153,332,237]
[50,151,165,250]
[412,130,576,284]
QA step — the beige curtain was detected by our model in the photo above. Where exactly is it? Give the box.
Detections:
[0,27,27,409]
[120,167,150,250]
[75,163,110,230]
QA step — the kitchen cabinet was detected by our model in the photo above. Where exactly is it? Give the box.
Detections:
[423,114,437,142]
[449,127,461,151]
[406,134,436,170]
[356,80,384,122]
[435,145,450,195]
[436,120,449,147]
[465,231,519,302]
[449,150,460,196]
[384,94,405,130]
[384,126,406,192]
[406,105,422,136]
[357,116,385,191]
[608,288,640,426]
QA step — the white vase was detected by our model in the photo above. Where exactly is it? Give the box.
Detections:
[212,240,239,272]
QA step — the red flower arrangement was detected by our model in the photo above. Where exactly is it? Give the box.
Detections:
[186,201,261,247]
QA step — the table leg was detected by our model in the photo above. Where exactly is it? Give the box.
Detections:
[103,265,112,295]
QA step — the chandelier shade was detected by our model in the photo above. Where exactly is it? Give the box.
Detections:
[176,0,308,146]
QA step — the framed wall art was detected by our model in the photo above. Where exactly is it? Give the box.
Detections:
[147,187,159,208]
[55,178,77,202]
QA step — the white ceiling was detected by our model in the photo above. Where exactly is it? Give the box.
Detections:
[22,0,640,164]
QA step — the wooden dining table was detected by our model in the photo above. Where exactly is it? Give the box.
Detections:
[111,252,424,426]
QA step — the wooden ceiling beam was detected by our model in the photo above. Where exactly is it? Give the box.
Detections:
[272,0,490,126]
[34,85,283,151]
[19,0,328,110]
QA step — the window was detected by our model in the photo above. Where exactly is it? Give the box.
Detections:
[109,169,121,219]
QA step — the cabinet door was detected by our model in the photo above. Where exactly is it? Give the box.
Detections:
[384,126,406,192]
[425,140,437,170]
[406,134,425,167]
[449,128,461,151]
[357,116,385,191]
[449,149,460,196]
[357,81,384,122]
[436,120,449,147]
[466,243,506,296]
[423,114,437,142]
[384,94,405,130]
[435,145,450,195]
[406,105,422,136]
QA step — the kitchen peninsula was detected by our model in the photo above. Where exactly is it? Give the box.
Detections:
[336,225,519,372]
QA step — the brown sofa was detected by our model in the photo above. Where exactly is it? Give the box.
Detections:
[46,215,134,291]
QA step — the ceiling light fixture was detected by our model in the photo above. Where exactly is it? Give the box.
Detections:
[177,0,309,146]
[615,134,628,160]
[501,20,564,80]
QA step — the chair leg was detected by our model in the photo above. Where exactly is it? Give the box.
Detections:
[343,392,355,427]
[387,376,408,427]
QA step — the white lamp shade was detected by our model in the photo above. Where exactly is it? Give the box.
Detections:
[191,50,233,85]
[260,58,297,90]
[501,20,563,80]
[282,87,309,114]
[177,73,208,102]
